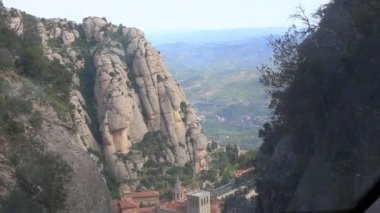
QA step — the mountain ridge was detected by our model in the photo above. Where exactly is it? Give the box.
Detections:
[0,4,210,212]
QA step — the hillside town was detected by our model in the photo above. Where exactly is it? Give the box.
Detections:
[114,161,256,213]
[114,173,257,213]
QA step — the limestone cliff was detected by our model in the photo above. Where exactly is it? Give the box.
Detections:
[81,17,210,184]
[0,7,113,212]
[79,17,209,173]
[0,4,209,210]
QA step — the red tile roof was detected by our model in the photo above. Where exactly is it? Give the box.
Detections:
[136,207,157,213]
[161,201,187,213]
[119,199,137,209]
[234,166,255,177]
[132,191,160,198]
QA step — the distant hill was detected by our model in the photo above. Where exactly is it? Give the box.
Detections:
[147,28,286,45]
[152,28,284,148]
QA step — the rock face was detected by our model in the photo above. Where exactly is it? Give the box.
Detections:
[80,17,210,180]
[0,5,209,209]
[0,7,114,212]
[6,8,23,36]
[37,106,113,213]
[0,73,113,212]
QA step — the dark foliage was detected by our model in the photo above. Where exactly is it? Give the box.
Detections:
[0,95,31,135]
[223,191,256,213]
[77,54,103,144]
[0,9,73,212]
[255,0,380,212]
[0,11,74,120]
[0,83,71,213]
[133,131,175,157]
[3,138,72,213]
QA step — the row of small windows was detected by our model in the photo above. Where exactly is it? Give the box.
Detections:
[176,193,184,199]
[189,196,209,206]
[200,197,209,205]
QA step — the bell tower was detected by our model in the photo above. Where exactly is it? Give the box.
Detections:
[172,176,186,201]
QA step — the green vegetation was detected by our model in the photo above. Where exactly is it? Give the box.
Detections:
[112,132,194,200]
[198,144,255,187]
[210,145,239,185]
[29,111,43,128]
[102,167,121,200]
[0,96,31,135]
[200,145,256,188]
[0,11,74,120]
[180,101,187,112]
[21,17,74,119]
[126,70,138,92]
[77,54,102,144]
[131,131,175,157]
[237,149,257,168]
[0,78,32,135]
[158,34,274,149]
[222,194,256,213]
[0,48,14,69]
[179,69,268,149]
[129,135,258,198]
[138,160,193,200]
[3,138,72,213]
[202,122,262,149]
[0,81,72,212]
[253,0,380,212]
[0,9,74,212]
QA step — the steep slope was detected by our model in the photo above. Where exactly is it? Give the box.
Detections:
[0,3,210,212]
[255,0,380,212]
[79,17,210,183]
[0,6,113,213]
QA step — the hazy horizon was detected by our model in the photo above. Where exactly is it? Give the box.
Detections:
[3,0,330,33]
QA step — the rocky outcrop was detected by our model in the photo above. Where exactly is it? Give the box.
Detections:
[80,17,210,179]
[37,105,113,213]
[1,5,209,207]
[35,18,98,152]
[6,8,23,36]
[0,71,113,212]
[1,9,113,211]
[93,48,147,153]
[82,17,108,42]
[71,89,100,151]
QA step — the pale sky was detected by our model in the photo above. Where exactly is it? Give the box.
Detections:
[3,0,330,32]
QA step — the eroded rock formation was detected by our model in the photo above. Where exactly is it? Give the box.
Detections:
[1,6,210,206]
[80,17,210,180]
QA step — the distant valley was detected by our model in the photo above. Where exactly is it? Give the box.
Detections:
[151,28,284,148]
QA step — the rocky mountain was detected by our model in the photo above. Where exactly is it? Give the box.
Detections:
[0,3,209,212]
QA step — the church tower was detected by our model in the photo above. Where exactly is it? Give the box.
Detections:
[172,176,186,201]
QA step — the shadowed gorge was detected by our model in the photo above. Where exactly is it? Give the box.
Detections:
[227,0,380,212]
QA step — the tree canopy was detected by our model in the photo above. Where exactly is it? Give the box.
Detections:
[255,0,380,212]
